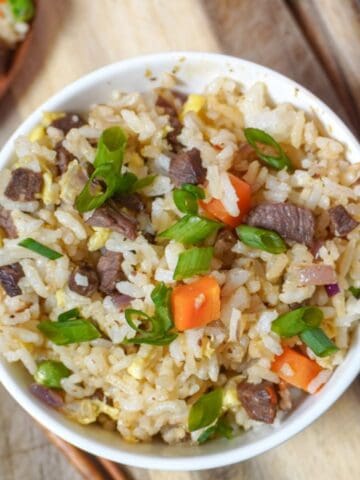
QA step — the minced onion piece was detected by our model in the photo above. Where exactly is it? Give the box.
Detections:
[271,306,323,338]
[173,247,213,280]
[300,327,339,357]
[18,238,63,260]
[158,215,222,245]
[325,283,340,297]
[236,225,287,254]
[244,128,293,171]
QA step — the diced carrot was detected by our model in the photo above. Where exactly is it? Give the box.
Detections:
[199,173,251,228]
[271,347,323,393]
[171,276,220,331]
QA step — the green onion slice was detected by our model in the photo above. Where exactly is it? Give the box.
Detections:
[34,360,71,389]
[38,319,101,345]
[236,225,287,254]
[93,126,127,171]
[271,306,323,338]
[8,0,35,22]
[150,283,173,332]
[115,172,138,194]
[197,417,233,444]
[159,215,222,245]
[173,247,213,280]
[173,189,199,215]
[75,163,118,212]
[173,184,205,215]
[300,327,339,357]
[349,286,360,299]
[18,238,63,260]
[244,128,293,171]
[123,283,177,346]
[188,388,223,432]
[58,308,80,323]
[131,175,157,192]
[182,184,205,199]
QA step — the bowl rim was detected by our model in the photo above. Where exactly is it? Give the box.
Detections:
[0,51,359,471]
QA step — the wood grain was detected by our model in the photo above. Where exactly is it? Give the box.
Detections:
[286,0,360,133]
[0,0,359,479]
[203,0,355,129]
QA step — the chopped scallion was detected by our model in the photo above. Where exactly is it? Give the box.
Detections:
[34,360,71,389]
[158,215,222,245]
[236,225,287,254]
[93,126,127,171]
[8,0,35,22]
[173,247,213,280]
[123,283,177,345]
[271,306,323,338]
[38,318,101,345]
[244,128,293,171]
[18,238,63,260]
[300,327,339,357]
[188,389,223,432]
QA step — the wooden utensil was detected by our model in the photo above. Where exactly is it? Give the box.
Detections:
[0,6,35,99]
[42,428,130,480]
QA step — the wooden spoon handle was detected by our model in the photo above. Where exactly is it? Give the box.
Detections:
[43,429,106,480]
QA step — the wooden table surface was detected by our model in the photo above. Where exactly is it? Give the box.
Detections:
[0,1,359,479]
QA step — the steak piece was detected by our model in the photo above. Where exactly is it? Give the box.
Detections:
[169,148,206,186]
[4,168,43,202]
[54,142,75,175]
[237,381,278,424]
[50,113,85,134]
[97,250,125,295]
[0,40,11,75]
[113,193,144,213]
[68,265,99,297]
[329,205,358,237]
[156,95,183,151]
[214,228,238,269]
[87,203,138,240]
[247,202,315,246]
[0,263,24,297]
[0,206,17,238]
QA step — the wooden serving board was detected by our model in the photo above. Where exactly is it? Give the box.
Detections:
[0,1,359,479]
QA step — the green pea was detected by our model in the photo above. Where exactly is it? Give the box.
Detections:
[34,360,71,389]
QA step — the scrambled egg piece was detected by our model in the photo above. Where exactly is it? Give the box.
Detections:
[29,125,46,143]
[42,172,58,205]
[42,111,65,127]
[201,337,215,359]
[67,399,119,425]
[127,357,146,380]
[55,290,66,308]
[181,94,206,120]
[223,387,240,409]
[88,228,111,251]
[28,112,65,143]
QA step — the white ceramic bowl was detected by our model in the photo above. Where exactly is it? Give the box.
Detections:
[0,52,359,471]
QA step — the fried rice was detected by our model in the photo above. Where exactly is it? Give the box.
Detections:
[0,75,359,445]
